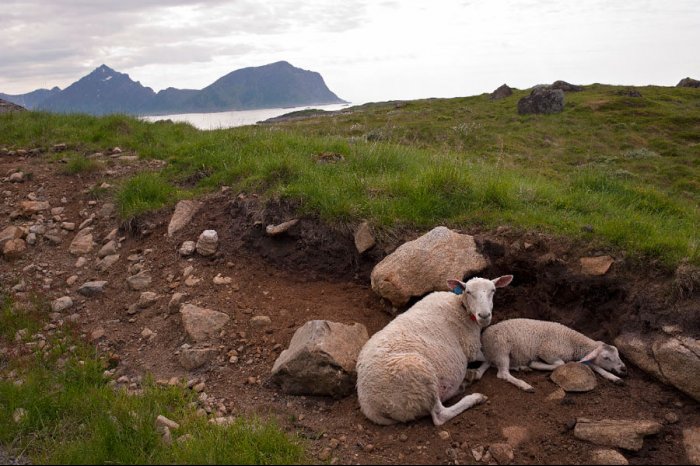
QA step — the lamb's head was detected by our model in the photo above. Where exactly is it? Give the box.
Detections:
[447,275,513,328]
[581,342,627,376]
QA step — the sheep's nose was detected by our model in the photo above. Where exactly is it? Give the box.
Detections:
[478,313,489,319]
[620,365,628,375]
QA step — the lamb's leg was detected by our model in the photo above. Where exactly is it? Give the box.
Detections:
[493,355,534,392]
[474,361,490,380]
[430,393,488,426]
[529,358,565,371]
[590,364,624,385]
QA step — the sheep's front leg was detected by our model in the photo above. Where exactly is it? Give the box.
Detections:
[590,364,624,385]
[529,359,565,371]
[431,393,488,426]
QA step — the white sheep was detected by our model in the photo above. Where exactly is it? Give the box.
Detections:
[476,318,627,392]
[356,275,513,426]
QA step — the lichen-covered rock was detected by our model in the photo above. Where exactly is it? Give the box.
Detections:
[270,320,368,398]
[51,296,74,312]
[370,226,487,307]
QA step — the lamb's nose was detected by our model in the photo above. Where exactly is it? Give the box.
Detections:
[479,313,489,319]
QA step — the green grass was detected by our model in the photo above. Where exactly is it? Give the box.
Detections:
[0,294,307,465]
[1,84,698,265]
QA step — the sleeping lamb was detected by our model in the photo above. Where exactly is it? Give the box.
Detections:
[476,318,627,392]
[356,275,513,426]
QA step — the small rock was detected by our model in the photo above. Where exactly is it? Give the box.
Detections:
[75,257,87,268]
[580,256,614,276]
[167,200,201,237]
[20,200,51,215]
[664,412,679,424]
[2,238,26,259]
[96,254,120,272]
[78,281,107,297]
[90,328,105,341]
[213,273,232,285]
[184,276,201,287]
[51,296,74,313]
[590,449,628,465]
[66,275,79,286]
[179,347,217,371]
[472,446,485,462]
[318,448,332,461]
[97,240,117,258]
[69,230,94,255]
[195,230,218,256]
[250,315,272,328]
[354,221,376,254]
[137,291,160,308]
[52,143,67,152]
[0,226,24,246]
[180,304,230,342]
[13,408,27,423]
[141,327,155,339]
[179,241,196,256]
[683,427,700,465]
[438,430,450,440]
[551,362,598,392]
[193,382,206,392]
[9,172,24,183]
[156,415,180,430]
[168,292,185,314]
[489,443,514,465]
[61,222,76,231]
[127,271,152,291]
[266,219,299,236]
[574,418,662,451]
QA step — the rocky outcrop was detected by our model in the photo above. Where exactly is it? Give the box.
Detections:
[677,77,700,88]
[0,98,26,113]
[270,320,368,398]
[517,88,565,115]
[550,80,583,92]
[370,226,488,307]
[574,418,662,451]
[490,84,513,100]
[615,332,700,401]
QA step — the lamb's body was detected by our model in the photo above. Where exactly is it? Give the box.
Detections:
[357,292,484,425]
[478,318,627,391]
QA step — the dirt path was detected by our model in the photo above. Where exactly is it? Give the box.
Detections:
[1,150,697,465]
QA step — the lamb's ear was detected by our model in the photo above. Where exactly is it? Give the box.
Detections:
[580,345,603,364]
[492,275,513,288]
[447,279,466,295]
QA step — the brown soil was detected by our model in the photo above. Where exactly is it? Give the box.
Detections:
[1,150,698,465]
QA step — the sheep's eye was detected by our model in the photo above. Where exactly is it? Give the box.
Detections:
[603,356,611,361]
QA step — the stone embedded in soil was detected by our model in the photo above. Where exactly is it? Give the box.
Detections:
[20,200,50,215]
[683,427,700,465]
[137,291,160,309]
[212,274,232,285]
[180,304,230,342]
[61,222,75,231]
[590,449,629,465]
[168,200,202,237]
[179,241,196,256]
[270,320,369,398]
[0,226,23,246]
[168,292,185,314]
[615,332,700,401]
[51,296,73,313]
[156,415,180,431]
[196,230,218,256]
[127,271,152,291]
[265,218,299,236]
[96,254,120,272]
[370,226,488,307]
[141,327,155,339]
[573,418,662,451]
[78,281,107,297]
[2,238,26,259]
[354,221,376,254]
[489,443,514,465]
[69,230,94,255]
[75,257,87,268]
[97,240,117,258]
[90,327,105,341]
[550,362,597,392]
[9,171,25,182]
[580,255,615,276]
[179,346,217,370]
[250,315,272,328]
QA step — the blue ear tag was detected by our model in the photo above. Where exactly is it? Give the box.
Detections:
[580,359,592,366]
[452,286,464,295]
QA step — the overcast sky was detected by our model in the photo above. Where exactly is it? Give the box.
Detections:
[2,0,699,104]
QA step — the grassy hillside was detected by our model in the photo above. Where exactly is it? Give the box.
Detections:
[0,84,698,265]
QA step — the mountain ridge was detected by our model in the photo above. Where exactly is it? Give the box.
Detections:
[2,62,345,116]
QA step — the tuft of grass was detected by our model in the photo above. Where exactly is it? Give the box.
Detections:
[0,294,307,465]
[61,153,102,175]
[116,173,180,219]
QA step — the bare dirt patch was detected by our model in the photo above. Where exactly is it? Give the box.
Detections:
[1,151,698,465]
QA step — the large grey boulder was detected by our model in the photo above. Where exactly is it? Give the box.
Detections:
[490,84,513,100]
[550,80,583,92]
[167,200,202,237]
[677,77,700,88]
[517,88,565,115]
[615,332,700,401]
[180,304,230,342]
[370,226,488,307]
[574,418,662,451]
[270,320,368,398]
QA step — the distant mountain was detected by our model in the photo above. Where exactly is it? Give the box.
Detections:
[38,65,156,115]
[4,62,345,116]
[0,87,61,110]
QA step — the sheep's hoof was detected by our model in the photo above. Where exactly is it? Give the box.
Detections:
[475,394,488,404]
[613,378,624,386]
[523,386,535,393]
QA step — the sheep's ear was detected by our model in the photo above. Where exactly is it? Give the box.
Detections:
[492,275,513,288]
[580,345,603,364]
[447,279,466,295]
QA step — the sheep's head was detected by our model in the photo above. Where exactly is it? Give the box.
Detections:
[447,275,513,328]
[581,343,627,376]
